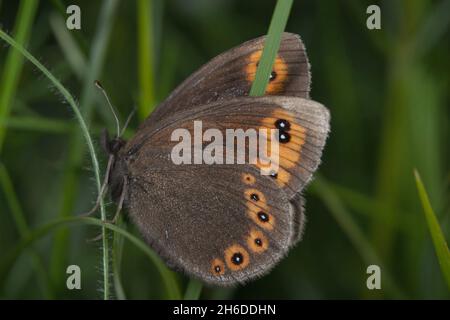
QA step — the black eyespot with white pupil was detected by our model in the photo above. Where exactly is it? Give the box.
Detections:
[270,171,278,178]
[257,211,269,222]
[278,131,290,143]
[269,71,277,81]
[275,119,290,131]
[231,252,244,265]
[250,193,259,201]
[214,266,221,273]
[254,238,262,246]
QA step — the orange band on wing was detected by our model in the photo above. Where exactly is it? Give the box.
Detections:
[255,109,306,187]
[246,50,288,95]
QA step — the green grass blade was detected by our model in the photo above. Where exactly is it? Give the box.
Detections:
[414,170,450,289]
[0,21,109,298]
[50,0,119,300]
[0,15,180,295]
[177,0,294,298]
[0,164,29,236]
[311,176,406,298]
[49,12,117,128]
[184,279,203,300]
[0,0,39,151]
[412,0,450,59]
[0,30,98,166]
[0,217,182,299]
[112,218,126,300]
[49,13,86,78]
[330,182,418,235]
[249,0,293,96]
[0,163,53,298]
[0,115,72,133]
[137,0,155,119]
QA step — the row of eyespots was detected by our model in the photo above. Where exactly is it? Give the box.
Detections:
[245,189,274,231]
[210,176,272,276]
[211,117,300,275]
[242,173,256,185]
[210,232,267,276]
[244,179,275,228]
[247,228,269,253]
[275,119,291,143]
[210,258,225,276]
[257,114,307,188]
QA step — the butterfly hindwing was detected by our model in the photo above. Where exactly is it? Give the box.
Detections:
[127,163,294,285]
[119,96,329,285]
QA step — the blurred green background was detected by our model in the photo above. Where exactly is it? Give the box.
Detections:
[0,0,449,299]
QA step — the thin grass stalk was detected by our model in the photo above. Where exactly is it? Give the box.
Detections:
[0,217,182,299]
[0,18,111,297]
[49,0,119,299]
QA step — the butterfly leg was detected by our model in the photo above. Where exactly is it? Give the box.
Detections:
[110,177,127,224]
[86,178,126,242]
[79,154,114,217]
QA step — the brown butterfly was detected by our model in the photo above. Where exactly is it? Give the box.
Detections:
[99,33,330,286]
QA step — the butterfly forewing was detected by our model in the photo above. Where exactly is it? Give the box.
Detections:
[140,32,310,135]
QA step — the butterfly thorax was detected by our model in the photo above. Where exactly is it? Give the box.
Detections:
[100,129,129,204]
[108,152,128,204]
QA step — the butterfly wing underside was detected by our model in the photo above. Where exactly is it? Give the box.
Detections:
[129,32,312,254]
[122,97,329,285]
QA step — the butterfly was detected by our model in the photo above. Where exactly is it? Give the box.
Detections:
[100,33,330,286]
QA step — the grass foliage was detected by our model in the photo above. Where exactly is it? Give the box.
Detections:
[0,0,448,299]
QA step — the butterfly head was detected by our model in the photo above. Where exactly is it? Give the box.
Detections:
[100,129,126,156]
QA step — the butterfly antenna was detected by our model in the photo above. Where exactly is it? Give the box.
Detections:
[120,107,136,137]
[94,80,121,138]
